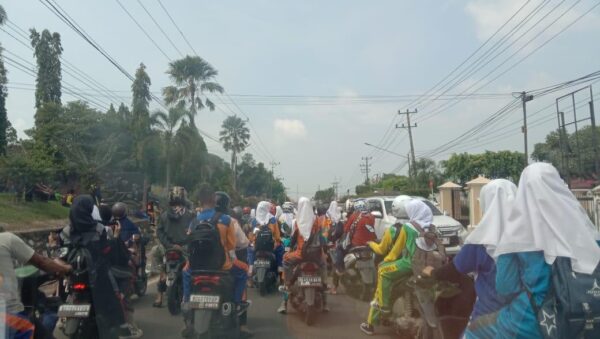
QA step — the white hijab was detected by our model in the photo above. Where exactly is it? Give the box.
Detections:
[465,179,517,258]
[250,209,256,219]
[405,200,434,251]
[494,163,600,274]
[296,197,315,241]
[275,206,283,219]
[326,201,341,223]
[255,201,273,226]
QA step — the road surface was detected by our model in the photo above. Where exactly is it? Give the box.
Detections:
[57,281,397,339]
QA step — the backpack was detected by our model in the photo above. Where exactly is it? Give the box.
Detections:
[302,229,325,262]
[254,224,275,252]
[188,212,226,271]
[526,257,600,339]
[407,223,446,276]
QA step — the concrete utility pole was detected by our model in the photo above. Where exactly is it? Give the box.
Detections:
[269,161,280,199]
[396,109,418,177]
[360,157,373,184]
[520,91,534,167]
[331,178,339,201]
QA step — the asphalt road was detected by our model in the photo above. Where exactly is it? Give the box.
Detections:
[72,281,398,339]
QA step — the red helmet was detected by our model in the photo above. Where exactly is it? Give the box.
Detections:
[243,207,251,215]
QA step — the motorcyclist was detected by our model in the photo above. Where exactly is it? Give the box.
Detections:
[153,186,196,308]
[360,199,434,335]
[252,201,284,285]
[368,195,412,258]
[61,195,137,338]
[333,200,376,276]
[1,230,71,339]
[221,201,252,337]
[111,202,145,337]
[181,186,236,337]
[325,201,343,294]
[278,202,295,249]
[278,197,328,314]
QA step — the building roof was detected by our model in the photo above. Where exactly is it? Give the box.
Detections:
[438,181,462,189]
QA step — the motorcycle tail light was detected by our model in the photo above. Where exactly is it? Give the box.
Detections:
[192,275,220,285]
[301,263,319,272]
[166,251,180,260]
[73,283,87,291]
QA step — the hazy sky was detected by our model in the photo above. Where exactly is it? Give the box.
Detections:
[3,0,600,199]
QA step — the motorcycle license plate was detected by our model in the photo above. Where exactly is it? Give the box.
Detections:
[441,237,450,245]
[58,304,91,318]
[255,259,270,268]
[190,295,220,310]
[298,276,322,287]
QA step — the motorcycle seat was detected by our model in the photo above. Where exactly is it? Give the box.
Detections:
[190,269,230,276]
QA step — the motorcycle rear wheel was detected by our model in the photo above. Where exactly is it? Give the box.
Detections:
[167,278,182,315]
[304,305,316,326]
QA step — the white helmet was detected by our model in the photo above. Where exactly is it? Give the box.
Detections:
[391,195,412,219]
[353,200,367,212]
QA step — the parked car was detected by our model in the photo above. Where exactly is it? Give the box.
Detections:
[366,196,466,256]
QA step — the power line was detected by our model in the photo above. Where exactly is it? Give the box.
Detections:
[135,0,185,58]
[114,0,172,61]
[156,0,199,56]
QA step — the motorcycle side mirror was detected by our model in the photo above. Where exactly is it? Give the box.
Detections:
[371,211,383,219]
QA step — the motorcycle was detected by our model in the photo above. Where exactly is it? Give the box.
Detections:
[17,262,64,339]
[288,261,325,326]
[187,269,243,338]
[341,245,376,301]
[165,247,186,315]
[253,250,278,296]
[129,233,149,297]
[58,246,101,339]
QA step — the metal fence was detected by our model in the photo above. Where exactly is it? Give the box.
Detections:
[573,189,600,230]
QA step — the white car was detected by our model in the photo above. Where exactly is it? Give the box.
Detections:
[366,196,467,256]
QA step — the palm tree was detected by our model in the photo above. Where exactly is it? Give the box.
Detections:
[219,115,250,190]
[163,56,224,127]
[151,104,190,190]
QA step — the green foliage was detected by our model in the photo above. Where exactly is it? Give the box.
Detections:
[236,153,286,202]
[131,63,152,168]
[150,104,189,189]
[163,55,224,125]
[0,193,68,227]
[219,115,250,190]
[442,151,525,184]
[0,46,7,156]
[314,187,335,203]
[532,125,600,178]
[30,29,62,109]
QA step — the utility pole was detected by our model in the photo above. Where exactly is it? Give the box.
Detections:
[269,161,280,199]
[360,157,373,184]
[519,91,534,167]
[396,109,418,177]
[331,178,339,201]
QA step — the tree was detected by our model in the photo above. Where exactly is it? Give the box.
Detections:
[219,115,250,190]
[442,151,524,184]
[0,5,8,155]
[30,29,62,109]
[131,63,151,165]
[151,104,190,190]
[163,55,223,127]
[314,187,335,203]
[117,103,132,125]
[532,125,600,179]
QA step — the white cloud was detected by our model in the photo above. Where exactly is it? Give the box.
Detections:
[273,119,307,138]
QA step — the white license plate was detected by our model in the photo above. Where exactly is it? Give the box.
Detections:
[298,276,322,287]
[190,295,220,309]
[441,237,450,245]
[255,260,270,268]
[58,304,91,318]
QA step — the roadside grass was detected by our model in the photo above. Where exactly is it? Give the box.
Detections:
[0,193,69,226]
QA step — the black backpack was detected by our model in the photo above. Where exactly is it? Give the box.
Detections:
[188,212,226,271]
[527,257,600,338]
[255,225,275,252]
[301,229,325,262]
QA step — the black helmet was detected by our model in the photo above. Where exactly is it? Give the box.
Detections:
[111,202,128,220]
[215,191,231,213]
[169,186,187,206]
[231,206,243,220]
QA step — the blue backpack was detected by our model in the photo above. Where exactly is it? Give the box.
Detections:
[527,257,600,338]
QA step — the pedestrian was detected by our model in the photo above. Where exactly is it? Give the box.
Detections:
[491,163,600,338]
